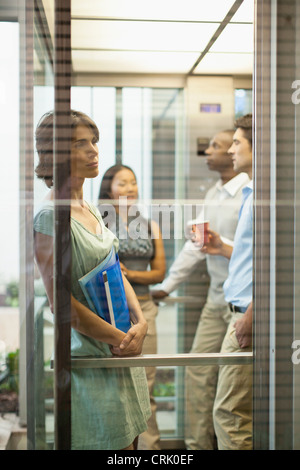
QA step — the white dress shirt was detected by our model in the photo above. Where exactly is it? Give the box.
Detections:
[158,173,250,306]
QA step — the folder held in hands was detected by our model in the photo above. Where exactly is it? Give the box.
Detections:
[79,248,131,333]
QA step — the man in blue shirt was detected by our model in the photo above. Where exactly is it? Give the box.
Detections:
[201,114,253,449]
[152,130,249,450]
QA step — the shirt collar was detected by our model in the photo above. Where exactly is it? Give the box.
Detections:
[216,173,250,197]
[242,179,253,197]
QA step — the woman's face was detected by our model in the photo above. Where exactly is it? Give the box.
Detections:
[109,168,138,207]
[70,125,99,179]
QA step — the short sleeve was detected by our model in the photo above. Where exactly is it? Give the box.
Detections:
[34,208,54,237]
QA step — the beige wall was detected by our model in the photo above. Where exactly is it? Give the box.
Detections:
[185,74,252,199]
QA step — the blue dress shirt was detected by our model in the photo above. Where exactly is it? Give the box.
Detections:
[223,180,253,309]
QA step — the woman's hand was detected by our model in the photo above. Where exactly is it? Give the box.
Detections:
[114,272,148,356]
[119,262,134,282]
[119,262,127,275]
[110,320,148,357]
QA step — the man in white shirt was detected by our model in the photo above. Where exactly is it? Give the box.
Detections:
[152,129,249,450]
[201,114,253,450]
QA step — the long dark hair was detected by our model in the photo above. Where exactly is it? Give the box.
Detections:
[98,164,137,200]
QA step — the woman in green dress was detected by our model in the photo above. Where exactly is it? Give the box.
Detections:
[33,110,151,450]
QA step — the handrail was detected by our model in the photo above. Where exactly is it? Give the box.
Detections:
[70,352,253,369]
[155,295,204,305]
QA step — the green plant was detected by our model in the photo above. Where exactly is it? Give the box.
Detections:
[5,281,19,307]
[4,349,19,392]
[153,368,175,397]
[153,381,175,397]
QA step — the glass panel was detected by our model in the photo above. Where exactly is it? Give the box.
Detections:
[0,20,20,423]
[17,0,255,452]
[122,87,150,200]
[254,0,300,450]
[294,0,300,448]
[234,88,252,118]
[71,86,117,203]
[32,0,54,450]
[100,85,186,444]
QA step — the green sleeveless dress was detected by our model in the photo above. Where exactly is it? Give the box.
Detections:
[34,201,151,450]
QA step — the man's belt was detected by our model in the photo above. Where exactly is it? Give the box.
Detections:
[229,303,247,313]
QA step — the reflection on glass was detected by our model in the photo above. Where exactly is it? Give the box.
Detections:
[33,2,55,449]
[235,88,252,118]
[0,20,21,440]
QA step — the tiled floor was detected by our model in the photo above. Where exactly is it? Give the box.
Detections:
[0,413,26,450]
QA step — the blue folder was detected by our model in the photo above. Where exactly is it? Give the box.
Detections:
[78,248,131,333]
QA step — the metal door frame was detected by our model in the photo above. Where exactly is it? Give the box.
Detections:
[23,0,300,451]
[21,0,254,450]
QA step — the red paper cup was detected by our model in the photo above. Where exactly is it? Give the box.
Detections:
[192,221,209,247]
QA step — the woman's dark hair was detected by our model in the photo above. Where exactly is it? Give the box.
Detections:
[98,164,137,200]
[35,110,99,188]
